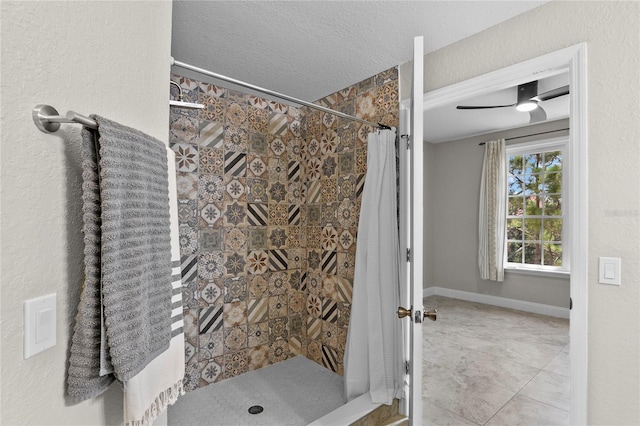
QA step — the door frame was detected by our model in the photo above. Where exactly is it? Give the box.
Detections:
[416,44,588,425]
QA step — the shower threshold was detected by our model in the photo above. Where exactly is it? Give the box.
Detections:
[168,356,345,426]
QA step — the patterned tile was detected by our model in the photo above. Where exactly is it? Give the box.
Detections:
[288,183,305,205]
[288,226,302,248]
[322,299,338,323]
[224,151,247,176]
[306,181,322,204]
[322,112,337,130]
[198,120,224,148]
[307,136,320,157]
[224,177,247,202]
[248,95,269,109]
[247,298,269,324]
[268,157,286,182]
[268,227,288,249]
[224,326,247,352]
[322,250,337,275]
[289,313,304,336]
[172,143,198,172]
[247,179,268,203]
[198,174,225,203]
[199,331,224,360]
[223,227,247,252]
[322,344,339,373]
[289,270,302,291]
[179,224,198,256]
[249,132,268,155]
[269,101,288,114]
[248,156,268,178]
[375,81,399,113]
[322,156,337,178]
[289,335,305,357]
[268,271,289,295]
[337,199,359,228]
[289,119,303,138]
[306,157,322,181]
[170,115,199,145]
[307,250,322,271]
[356,148,368,174]
[269,317,289,342]
[248,228,267,249]
[288,248,304,269]
[183,359,200,392]
[199,94,225,123]
[197,251,224,280]
[223,202,247,226]
[338,152,355,176]
[306,227,322,250]
[247,203,268,226]
[184,337,197,363]
[182,280,198,309]
[321,226,338,251]
[247,345,270,370]
[307,205,322,226]
[268,136,287,157]
[223,350,248,378]
[268,112,290,136]
[200,280,222,305]
[268,249,288,271]
[287,138,303,161]
[248,105,269,133]
[199,202,222,227]
[226,101,247,128]
[338,252,356,279]
[183,309,200,338]
[337,123,356,153]
[321,178,338,203]
[246,250,269,275]
[181,254,198,283]
[223,276,247,302]
[198,82,226,98]
[269,339,289,364]
[248,274,269,298]
[338,228,355,252]
[223,252,246,276]
[337,175,356,201]
[288,291,306,314]
[247,323,269,347]
[307,340,322,364]
[200,359,223,384]
[338,302,351,329]
[176,173,198,200]
[307,272,322,296]
[355,90,377,121]
[307,316,322,340]
[198,147,224,175]
[307,294,322,318]
[268,203,288,226]
[199,305,223,334]
[269,295,288,319]
[223,301,247,327]
[320,130,338,155]
[268,181,287,203]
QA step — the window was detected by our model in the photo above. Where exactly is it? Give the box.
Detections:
[505,138,569,274]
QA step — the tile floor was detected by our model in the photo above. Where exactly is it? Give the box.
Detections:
[422,295,570,426]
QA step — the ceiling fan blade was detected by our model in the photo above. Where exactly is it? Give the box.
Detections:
[533,85,570,102]
[529,106,547,124]
[456,104,516,110]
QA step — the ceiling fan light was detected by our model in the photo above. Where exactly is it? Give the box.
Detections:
[516,101,538,112]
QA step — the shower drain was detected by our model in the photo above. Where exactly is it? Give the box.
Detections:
[248,405,264,415]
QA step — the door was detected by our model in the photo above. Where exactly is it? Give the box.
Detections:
[398,36,426,425]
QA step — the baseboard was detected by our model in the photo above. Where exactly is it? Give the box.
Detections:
[422,286,569,319]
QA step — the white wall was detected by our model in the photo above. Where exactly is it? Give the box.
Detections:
[428,121,570,308]
[404,2,640,424]
[0,1,172,424]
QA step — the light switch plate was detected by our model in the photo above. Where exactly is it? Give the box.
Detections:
[24,293,56,359]
[599,257,621,286]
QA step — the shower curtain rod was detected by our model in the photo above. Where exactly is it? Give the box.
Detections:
[478,128,570,145]
[170,58,391,130]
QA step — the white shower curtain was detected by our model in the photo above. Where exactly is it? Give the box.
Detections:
[478,139,507,281]
[343,128,403,405]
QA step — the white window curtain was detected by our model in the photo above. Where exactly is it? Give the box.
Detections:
[343,128,403,405]
[478,139,507,282]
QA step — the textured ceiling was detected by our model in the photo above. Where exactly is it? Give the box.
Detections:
[171,1,549,102]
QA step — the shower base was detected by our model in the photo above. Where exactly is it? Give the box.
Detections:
[168,356,345,425]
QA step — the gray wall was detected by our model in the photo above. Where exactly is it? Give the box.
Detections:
[426,121,570,308]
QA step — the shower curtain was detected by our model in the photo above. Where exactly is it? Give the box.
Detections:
[343,128,403,405]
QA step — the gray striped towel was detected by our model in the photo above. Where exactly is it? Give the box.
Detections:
[67,115,173,402]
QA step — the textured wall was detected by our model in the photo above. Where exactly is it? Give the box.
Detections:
[404,2,640,423]
[169,67,399,389]
[0,1,172,424]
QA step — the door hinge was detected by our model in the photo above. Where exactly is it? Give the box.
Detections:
[406,248,411,262]
[405,361,410,375]
[401,134,410,149]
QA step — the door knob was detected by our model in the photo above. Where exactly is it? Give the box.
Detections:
[423,309,437,321]
[397,306,412,319]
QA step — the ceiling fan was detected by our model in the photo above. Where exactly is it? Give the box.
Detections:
[456,80,569,123]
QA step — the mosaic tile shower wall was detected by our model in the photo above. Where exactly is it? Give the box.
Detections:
[169,67,398,391]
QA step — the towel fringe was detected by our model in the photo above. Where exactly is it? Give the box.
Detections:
[125,379,185,426]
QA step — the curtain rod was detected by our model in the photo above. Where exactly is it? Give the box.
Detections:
[478,128,570,145]
[170,57,391,130]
